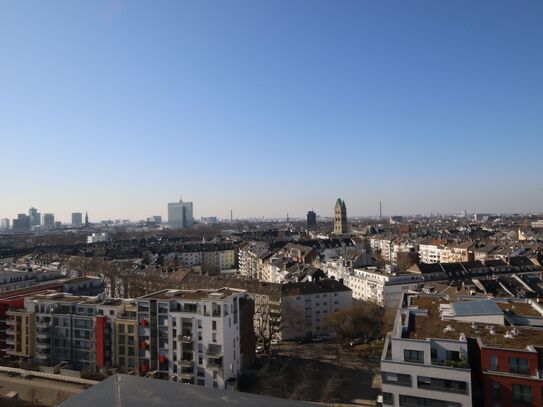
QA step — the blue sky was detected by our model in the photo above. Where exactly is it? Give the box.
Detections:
[1,1,542,221]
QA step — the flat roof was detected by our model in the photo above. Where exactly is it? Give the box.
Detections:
[407,295,543,350]
[140,288,243,301]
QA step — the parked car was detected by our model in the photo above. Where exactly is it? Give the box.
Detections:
[255,345,265,354]
[270,339,280,345]
[349,338,364,347]
[311,336,325,342]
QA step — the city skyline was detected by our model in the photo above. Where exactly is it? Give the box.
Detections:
[1,1,543,220]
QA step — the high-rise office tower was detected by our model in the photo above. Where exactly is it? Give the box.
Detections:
[72,212,83,225]
[333,198,348,235]
[13,214,30,231]
[0,218,9,230]
[307,211,317,229]
[168,199,194,229]
[28,207,41,227]
[85,212,89,227]
[42,213,55,228]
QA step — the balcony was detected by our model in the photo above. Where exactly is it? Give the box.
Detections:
[178,335,193,344]
[207,359,222,370]
[5,339,15,346]
[36,353,50,360]
[178,359,193,368]
[5,319,15,326]
[36,321,50,329]
[36,331,51,339]
[431,359,469,369]
[206,350,222,359]
[36,342,51,349]
[180,371,195,380]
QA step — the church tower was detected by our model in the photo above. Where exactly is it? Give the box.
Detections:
[333,198,348,235]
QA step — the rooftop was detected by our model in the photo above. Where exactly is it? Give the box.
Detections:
[139,288,243,301]
[406,295,543,350]
[59,374,312,407]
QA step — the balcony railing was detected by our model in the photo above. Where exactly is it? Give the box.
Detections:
[207,360,222,370]
[178,359,193,368]
[178,335,193,343]
[206,350,222,359]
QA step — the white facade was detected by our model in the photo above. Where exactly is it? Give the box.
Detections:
[419,243,445,264]
[87,232,112,244]
[381,295,473,407]
[167,291,244,389]
[349,268,423,308]
[0,218,9,230]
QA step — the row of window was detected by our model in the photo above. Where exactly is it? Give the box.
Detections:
[382,372,468,395]
[382,393,461,407]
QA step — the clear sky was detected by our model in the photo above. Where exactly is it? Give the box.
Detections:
[1,1,542,222]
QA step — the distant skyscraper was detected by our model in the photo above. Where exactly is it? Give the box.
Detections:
[168,199,194,229]
[42,213,55,228]
[307,211,317,229]
[13,214,30,231]
[85,212,89,227]
[333,198,348,235]
[0,218,10,230]
[28,207,41,227]
[72,212,83,225]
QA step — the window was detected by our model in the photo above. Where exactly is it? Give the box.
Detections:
[398,395,461,407]
[382,372,411,387]
[417,376,468,394]
[382,392,394,405]
[212,333,217,343]
[509,357,529,375]
[212,321,217,330]
[489,355,498,371]
[512,384,532,403]
[404,349,424,363]
[492,381,501,400]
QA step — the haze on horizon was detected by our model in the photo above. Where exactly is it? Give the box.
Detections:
[1,1,542,222]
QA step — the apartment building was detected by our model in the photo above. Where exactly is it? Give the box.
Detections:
[418,241,447,264]
[115,303,138,373]
[167,243,236,273]
[281,278,352,340]
[5,309,35,358]
[238,241,269,278]
[441,242,474,264]
[136,288,251,389]
[18,292,125,371]
[348,267,423,308]
[381,292,543,406]
[380,294,473,407]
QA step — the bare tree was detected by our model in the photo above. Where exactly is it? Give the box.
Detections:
[254,295,282,353]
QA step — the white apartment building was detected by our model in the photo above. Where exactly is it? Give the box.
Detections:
[380,293,472,407]
[419,242,446,264]
[281,278,352,340]
[87,232,112,244]
[137,288,248,390]
[349,267,423,308]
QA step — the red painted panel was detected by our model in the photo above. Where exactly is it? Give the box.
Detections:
[95,315,107,369]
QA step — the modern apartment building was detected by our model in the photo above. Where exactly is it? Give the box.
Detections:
[18,292,125,370]
[380,293,473,407]
[136,288,252,389]
[381,292,543,407]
